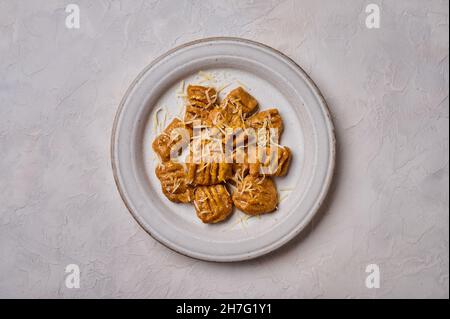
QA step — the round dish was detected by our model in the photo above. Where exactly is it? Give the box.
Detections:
[111,37,335,262]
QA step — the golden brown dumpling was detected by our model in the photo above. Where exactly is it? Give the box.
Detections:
[207,87,258,130]
[184,85,217,124]
[248,146,292,176]
[232,175,278,215]
[246,108,284,138]
[152,118,192,162]
[193,185,233,223]
[186,161,232,186]
[155,161,193,203]
[223,87,258,115]
[187,85,218,108]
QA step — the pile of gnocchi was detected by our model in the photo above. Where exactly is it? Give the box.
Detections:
[152,84,292,224]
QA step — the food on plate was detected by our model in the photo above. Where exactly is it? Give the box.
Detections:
[232,175,278,215]
[249,146,292,177]
[223,86,258,115]
[246,108,284,137]
[187,85,218,108]
[206,87,258,129]
[152,81,292,223]
[186,162,233,186]
[155,161,193,203]
[152,118,192,162]
[193,185,233,223]
[184,85,218,124]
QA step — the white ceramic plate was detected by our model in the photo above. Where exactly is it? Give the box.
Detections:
[111,38,335,262]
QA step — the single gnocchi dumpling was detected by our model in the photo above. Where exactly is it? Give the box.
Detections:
[209,87,258,129]
[152,118,192,162]
[223,86,258,115]
[232,175,278,215]
[155,161,193,203]
[184,85,217,124]
[187,85,218,108]
[193,185,233,223]
[248,146,292,177]
[246,108,284,138]
[186,161,233,186]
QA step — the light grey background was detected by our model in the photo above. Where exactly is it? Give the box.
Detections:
[0,0,448,298]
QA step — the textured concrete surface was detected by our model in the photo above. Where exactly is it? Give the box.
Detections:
[0,0,448,298]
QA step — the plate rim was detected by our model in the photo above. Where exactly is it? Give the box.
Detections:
[111,36,336,262]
